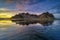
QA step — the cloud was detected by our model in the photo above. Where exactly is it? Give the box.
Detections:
[0,0,60,13]
[49,3,60,13]
[0,8,10,11]
[16,3,25,11]
[6,0,13,2]
[5,0,45,5]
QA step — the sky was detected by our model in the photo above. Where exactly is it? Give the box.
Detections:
[0,0,60,14]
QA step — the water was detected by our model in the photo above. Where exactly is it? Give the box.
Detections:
[0,20,60,40]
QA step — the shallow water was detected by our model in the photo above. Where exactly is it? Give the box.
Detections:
[0,20,60,40]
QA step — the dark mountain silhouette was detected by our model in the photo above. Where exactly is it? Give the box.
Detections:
[12,12,54,21]
[38,12,55,21]
[12,12,54,26]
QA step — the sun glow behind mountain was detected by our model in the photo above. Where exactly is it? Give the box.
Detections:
[0,8,15,18]
[0,13,13,18]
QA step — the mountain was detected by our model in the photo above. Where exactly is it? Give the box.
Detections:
[12,12,55,21]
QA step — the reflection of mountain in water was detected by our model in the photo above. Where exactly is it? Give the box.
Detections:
[12,19,54,26]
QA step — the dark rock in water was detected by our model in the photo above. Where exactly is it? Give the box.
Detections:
[12,12,38,21]
[12,12,55,23]
[12,12,55,26]
[38,12,55,21]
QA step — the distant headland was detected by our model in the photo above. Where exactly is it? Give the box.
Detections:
[12,12,55,21]
[0,12,55,26]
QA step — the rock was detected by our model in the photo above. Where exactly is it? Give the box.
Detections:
[39,12,55,21]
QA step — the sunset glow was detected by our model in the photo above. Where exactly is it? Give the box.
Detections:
[0,13,13,18]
